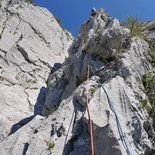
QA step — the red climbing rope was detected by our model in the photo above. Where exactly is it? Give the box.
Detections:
[86,64,95,155]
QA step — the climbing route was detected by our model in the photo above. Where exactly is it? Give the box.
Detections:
[86,64,95,155]
[90,65,131,155]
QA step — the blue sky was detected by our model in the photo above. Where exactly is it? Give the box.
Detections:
[33,0,155,36]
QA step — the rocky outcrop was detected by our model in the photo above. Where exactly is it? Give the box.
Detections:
[0,0,73,141]
[142,20,155,41]
[0,6,155,155]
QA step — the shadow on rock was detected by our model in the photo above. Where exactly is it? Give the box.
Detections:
[8,115,34,135]
[62,97,122,155]
[9,86,46,135]
[51,63,62,73]
[62,98,90,155]
[34,86,46,115]
[93,124,122,155]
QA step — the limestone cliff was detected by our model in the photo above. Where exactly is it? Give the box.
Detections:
[0,0,73,141]
[0,2,155,155]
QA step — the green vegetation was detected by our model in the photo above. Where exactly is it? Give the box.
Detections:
[149,47,155,53]
[142,72,155,126]
[117,47,126,54]
[45,140,55,152]
[139,99,148,107]
[54,15,65,31]
[139,99,152,116]
[124,16,147,39]
[125,16,142,37]
[147,57,155,66]
[90,87,96,95]
[26,79,36,84]
[148,47,155,66]
[48,140,55,150]
[48,107,57,114]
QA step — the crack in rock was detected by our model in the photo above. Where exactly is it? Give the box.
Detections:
[16,14,49,45]
[24,88,33,112]
[0,48,8,56]
[0,55,9,65]
[22,142,29,155]
[38,58,51,69]
[0,8,14,39]
[17,45,37,65]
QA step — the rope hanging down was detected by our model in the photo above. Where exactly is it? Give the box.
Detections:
[86,65,95,155]
[90,65,131,155]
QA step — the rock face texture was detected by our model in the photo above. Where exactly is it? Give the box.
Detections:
[0,3,155,155]
[0,0,73,141]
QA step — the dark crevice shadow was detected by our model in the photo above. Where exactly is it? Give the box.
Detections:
[8,115,34,135]
[54,63,62,71]
[34,86,46,115]
[62,117,89,155]
[51,63,62,73]
[22,142,29,155]
[62,98,87,155]
[8,61,64,135]
[8,86,46,135]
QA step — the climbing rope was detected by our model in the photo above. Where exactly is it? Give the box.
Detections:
[86,64,95,155]
[90,65,131,155]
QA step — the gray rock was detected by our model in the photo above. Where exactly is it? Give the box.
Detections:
[142,20,155,42]
[0,0,73,141]
[0,7,155,155]
[75,9,129,59]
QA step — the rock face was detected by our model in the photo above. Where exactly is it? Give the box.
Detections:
[0,5,155,155]
[0,0,73,141]
[142,20,155,42]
